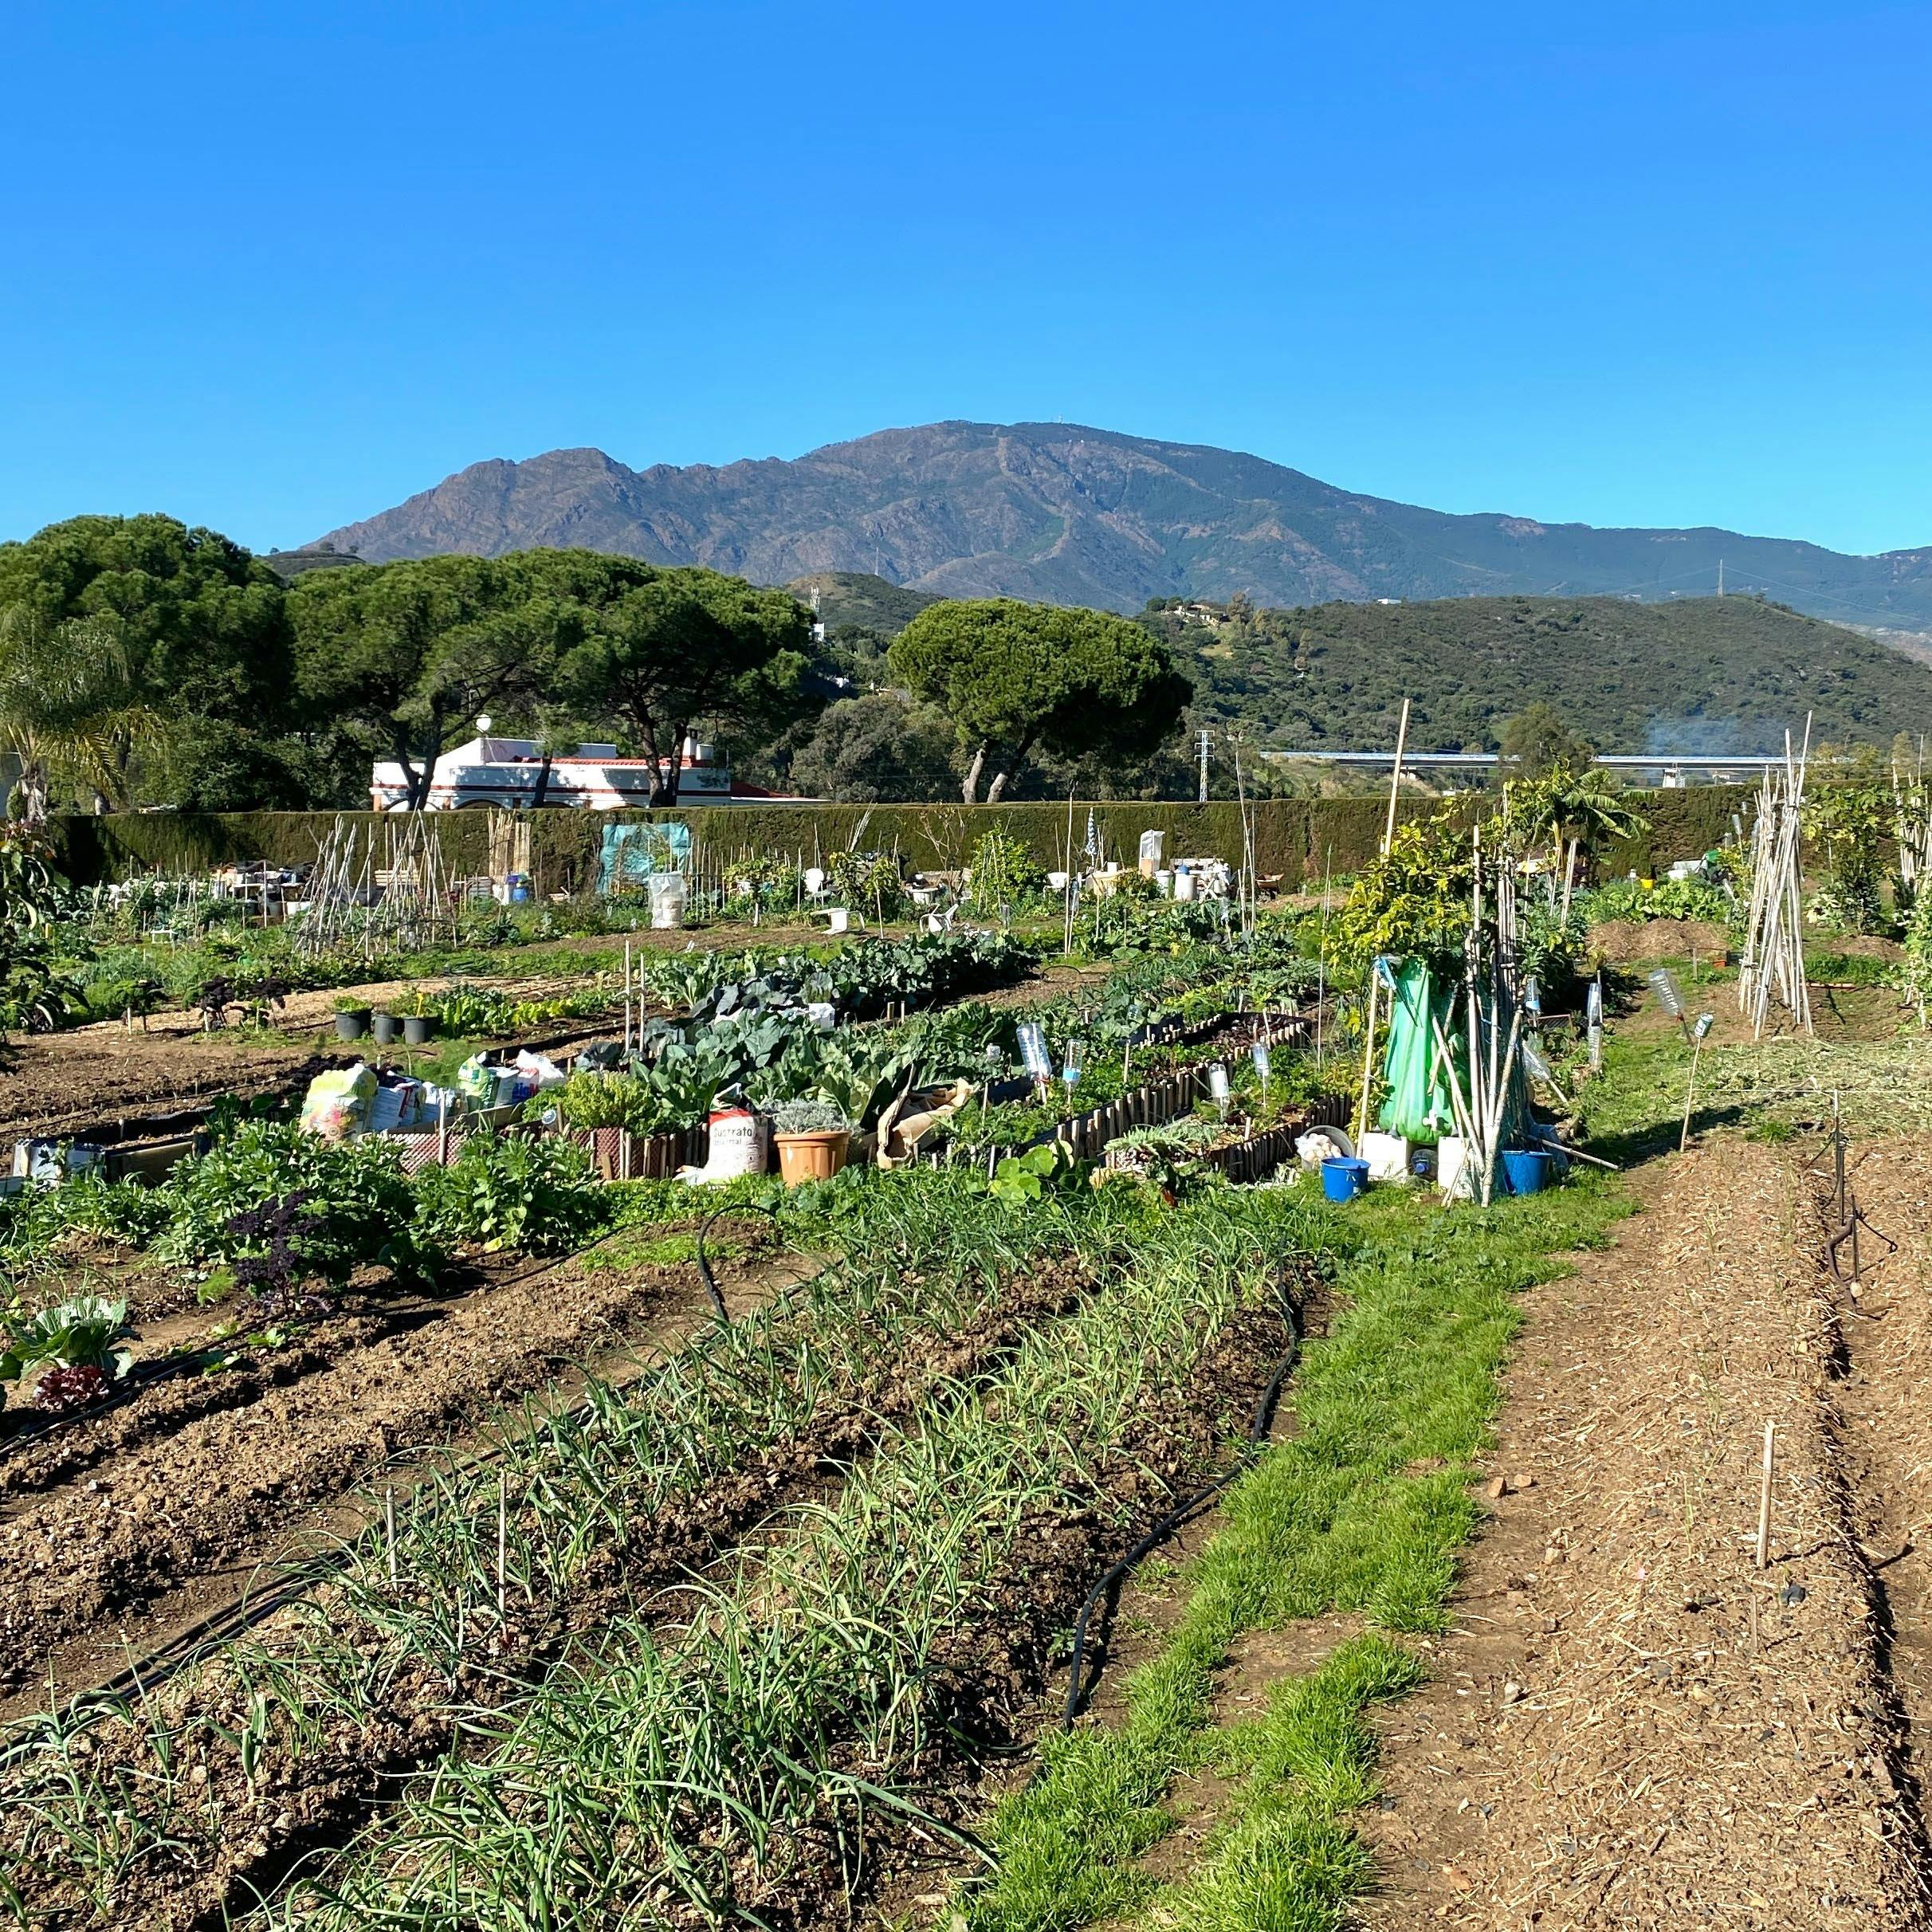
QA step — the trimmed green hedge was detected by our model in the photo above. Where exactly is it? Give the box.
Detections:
[47,787,1761,892]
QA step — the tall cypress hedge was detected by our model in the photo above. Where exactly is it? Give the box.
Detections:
[47,786,1761,892]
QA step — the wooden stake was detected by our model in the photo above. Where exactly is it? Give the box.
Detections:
[1679,1029,1706,1153]
[1356,974,1380,1144]
[1382,697,1411,856]
[1755,1421,1776,1569]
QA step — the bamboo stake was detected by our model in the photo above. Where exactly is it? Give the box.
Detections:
[1382,697,1410,854]
[1679,1026,1706,1153]
[1755,1421,1777,1569]
[1355,976,1380,1144]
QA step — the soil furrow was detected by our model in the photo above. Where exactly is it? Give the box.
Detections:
[1806,1136,1932,1899]
[4,1248,1105,1931]
[0,1241,779,1702]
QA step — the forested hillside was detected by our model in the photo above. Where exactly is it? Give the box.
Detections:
[3,511,1926,819]
[783,571,938,635]
[1149,594,1932,753]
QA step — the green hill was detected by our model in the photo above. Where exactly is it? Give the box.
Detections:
[1145,594,1932,754]
[784,571,939,636]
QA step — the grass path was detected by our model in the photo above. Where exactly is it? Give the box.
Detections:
[968,1174,1633,1932]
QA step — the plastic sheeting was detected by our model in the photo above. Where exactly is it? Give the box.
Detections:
[1378,956,1536,1168]
[597,821,691,897]
[1377,960,1458,1144]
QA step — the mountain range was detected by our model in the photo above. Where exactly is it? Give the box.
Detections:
[312,419,1932,629]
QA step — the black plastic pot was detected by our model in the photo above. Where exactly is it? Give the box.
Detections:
[402,1015,437,1046]
[335,1008,371,1042]
[371,1011,402,1046]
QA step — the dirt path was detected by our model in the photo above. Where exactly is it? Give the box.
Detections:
[1357,1138,1929,1929]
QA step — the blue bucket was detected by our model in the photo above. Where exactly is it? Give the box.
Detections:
[1321,1156,1370,1203]
[1501,1149,1555,1196]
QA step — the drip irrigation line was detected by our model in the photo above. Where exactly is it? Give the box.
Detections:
[693,1197,784,1323]
[1061,1271,1304,1730]
[40,1228,813,1718]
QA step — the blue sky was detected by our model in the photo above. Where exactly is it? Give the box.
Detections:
[4,0,1928,558]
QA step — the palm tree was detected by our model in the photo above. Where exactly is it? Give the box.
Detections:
[1548,764,1650,917]
[0,607,164,819]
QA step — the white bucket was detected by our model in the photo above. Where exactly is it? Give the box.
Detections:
[1437,1135,1474,1200]
[1173,867,1197,903]
[647,873,689,930]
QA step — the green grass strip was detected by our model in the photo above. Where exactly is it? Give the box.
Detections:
[970,1174,1632,1932]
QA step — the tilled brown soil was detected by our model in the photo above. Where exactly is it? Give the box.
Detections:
[6,1249,1110,1932]
[1356,1138,1930,1930]
[1811,1138,1932,1853]
[0,1236,786,1706]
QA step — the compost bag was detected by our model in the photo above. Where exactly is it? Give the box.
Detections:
[1376,959,1458,1144]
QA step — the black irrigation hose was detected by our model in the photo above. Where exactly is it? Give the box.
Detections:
[693,1196,783,1322]
[57,1227,814,1714]
[1060,1276,1304,1730]
[0,1350,212,1467]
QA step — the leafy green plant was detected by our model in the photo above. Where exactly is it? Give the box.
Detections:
[985,1141,1074,1206]
[825,849,905,918]
[547,1071,673,1136]
[0,825,78,1037]
[1,1293,133,1412]
[411,1133,603,1254]
[1582,876,1736,925]
[156,1123,421,1278]
[965,827,1045,914]
[1804,762,1898,937]
[768,1099,850,1137]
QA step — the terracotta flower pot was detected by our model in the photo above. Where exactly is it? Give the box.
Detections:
[774,1129,850,1188]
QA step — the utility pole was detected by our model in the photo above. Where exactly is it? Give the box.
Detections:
[1718,557,1725,597]
[1198,728,1211,803]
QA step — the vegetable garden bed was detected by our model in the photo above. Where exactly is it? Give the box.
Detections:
[0,905,1381,1931]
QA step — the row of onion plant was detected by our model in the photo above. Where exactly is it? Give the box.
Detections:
[279,1185,1315,1929]
[0,1170,1146,1928]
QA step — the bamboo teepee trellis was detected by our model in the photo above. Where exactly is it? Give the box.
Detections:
[296,815,460,960]
[1893,749,1932,897]
[1738,723,1812,1039]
